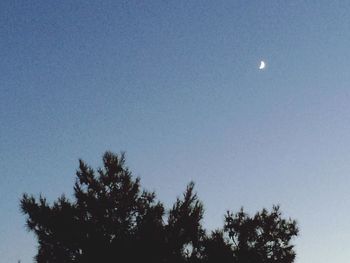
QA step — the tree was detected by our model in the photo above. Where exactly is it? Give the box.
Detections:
[21,151,298,263]
[202,230,235,263]
[224,206,298,263]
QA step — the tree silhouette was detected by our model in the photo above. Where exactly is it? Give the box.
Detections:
[202,230,235,263]
[224,206,298,263]
[21,152,298,263]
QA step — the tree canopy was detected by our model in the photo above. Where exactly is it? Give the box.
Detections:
[21,151,298,263]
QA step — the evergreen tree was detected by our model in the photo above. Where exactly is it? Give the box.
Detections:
[224,206,298,263]
[21,152,298,263]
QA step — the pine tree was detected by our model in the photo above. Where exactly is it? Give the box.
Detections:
[21,152,298,263]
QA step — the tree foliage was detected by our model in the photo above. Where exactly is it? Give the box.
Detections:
[21,152,298,263]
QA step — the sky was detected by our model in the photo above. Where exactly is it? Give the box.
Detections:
[1,1,350,262]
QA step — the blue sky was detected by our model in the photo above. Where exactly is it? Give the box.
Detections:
[2,1,350,262]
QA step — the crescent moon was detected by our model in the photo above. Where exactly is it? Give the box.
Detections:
[259,61,266,70]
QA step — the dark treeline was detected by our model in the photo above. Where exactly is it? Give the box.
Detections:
[21,152,298,263]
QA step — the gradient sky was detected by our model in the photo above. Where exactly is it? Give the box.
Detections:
[2,1,350,262]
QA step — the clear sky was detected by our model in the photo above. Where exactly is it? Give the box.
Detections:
[1,1,350,262]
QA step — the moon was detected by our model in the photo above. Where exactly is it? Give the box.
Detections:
[259,60,266,70]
